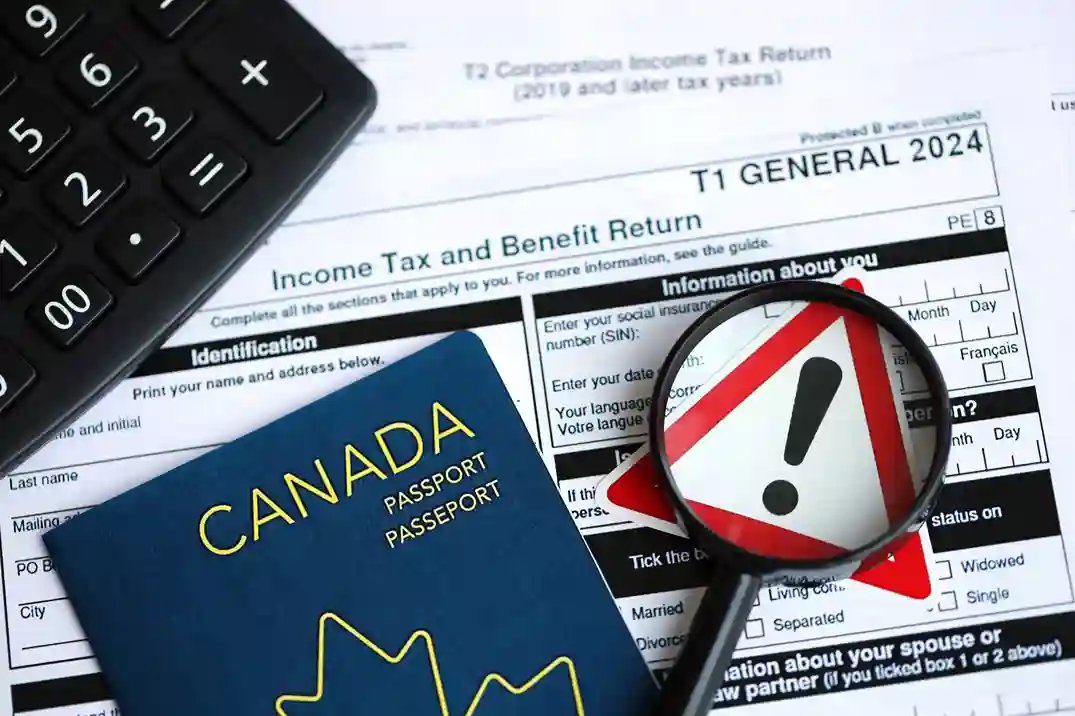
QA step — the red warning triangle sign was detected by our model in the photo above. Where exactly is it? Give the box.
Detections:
[853,533,931,598]
[606,276,932,599]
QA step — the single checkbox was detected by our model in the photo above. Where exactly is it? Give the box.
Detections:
[745,618,765,639]
[938,590,959,611]
[936,559,953,580]
[983,361,1006,383]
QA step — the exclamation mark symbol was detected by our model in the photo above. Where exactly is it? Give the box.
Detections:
[762,357,843,516]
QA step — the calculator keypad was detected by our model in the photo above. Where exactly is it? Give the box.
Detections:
[28,269,113,347]
[0,214,58,294]
[112,85,194,163]
[45,148,128,227]
[56,33,140,110]
[162,137,247,215]
[0,90,71,175]
[0,0,372,475]
[0,341,35,414]
[188,31,324,143]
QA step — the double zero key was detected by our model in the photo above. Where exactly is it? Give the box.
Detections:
[28,269,113,347]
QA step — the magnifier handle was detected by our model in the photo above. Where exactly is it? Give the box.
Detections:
[655,572,762,716]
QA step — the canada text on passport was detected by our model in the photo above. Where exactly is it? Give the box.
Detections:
[196,402,502,555]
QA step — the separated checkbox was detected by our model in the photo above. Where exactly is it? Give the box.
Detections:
[745,618,765,639]
[938,590,959,611]
[936,559,953,580]
[983,361,1006,383]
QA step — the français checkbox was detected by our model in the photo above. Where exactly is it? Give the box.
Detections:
[938,590,959,612]
[983,361,1006,383]
[745,618,765,639]
[935,559,953,580]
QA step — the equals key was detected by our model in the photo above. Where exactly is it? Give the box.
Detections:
[163,138,248,215]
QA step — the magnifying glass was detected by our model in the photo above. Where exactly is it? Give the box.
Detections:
[649,276,951,716]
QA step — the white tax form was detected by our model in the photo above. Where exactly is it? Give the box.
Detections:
[279,0,1075,226]
[3,48,1073,716]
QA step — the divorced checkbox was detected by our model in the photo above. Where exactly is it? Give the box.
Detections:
[983,361,1006,383]
[745,618,765,639]
[935,559,953,580]
[938,590,959,612]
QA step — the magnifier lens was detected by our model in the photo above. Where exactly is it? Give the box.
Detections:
[661,294,938,564]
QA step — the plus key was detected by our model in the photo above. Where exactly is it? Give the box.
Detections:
[188,26,324,143]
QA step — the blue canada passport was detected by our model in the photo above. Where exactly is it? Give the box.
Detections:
[44,332,657,716]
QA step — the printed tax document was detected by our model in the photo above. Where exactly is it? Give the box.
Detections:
[277,0,1075,226]
[5,48,1074,716]
[290,0,1064,137]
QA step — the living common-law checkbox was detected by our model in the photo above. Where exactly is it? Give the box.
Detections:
[745,618,765,639]
[938,590,959,611]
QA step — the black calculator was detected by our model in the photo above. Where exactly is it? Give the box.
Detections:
[0,0,377,476]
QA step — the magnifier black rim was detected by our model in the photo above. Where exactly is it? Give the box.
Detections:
[648,279,952,579]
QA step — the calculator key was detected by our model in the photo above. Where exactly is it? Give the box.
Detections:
[188,31,324,143]
[162,137,247,215]
[0,90,70,175]
[0,54,16,97]
[133,0,210,40]
[28,268,113,347]
[111,85,193,163]
[0,341,34,415]
[56,33,140,110]
[0,213,57,294]
[4,0,86,59]
[97,200,181,282]
[45,148,127,228]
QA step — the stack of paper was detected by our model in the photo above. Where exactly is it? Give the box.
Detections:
[4,3,1075,716]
